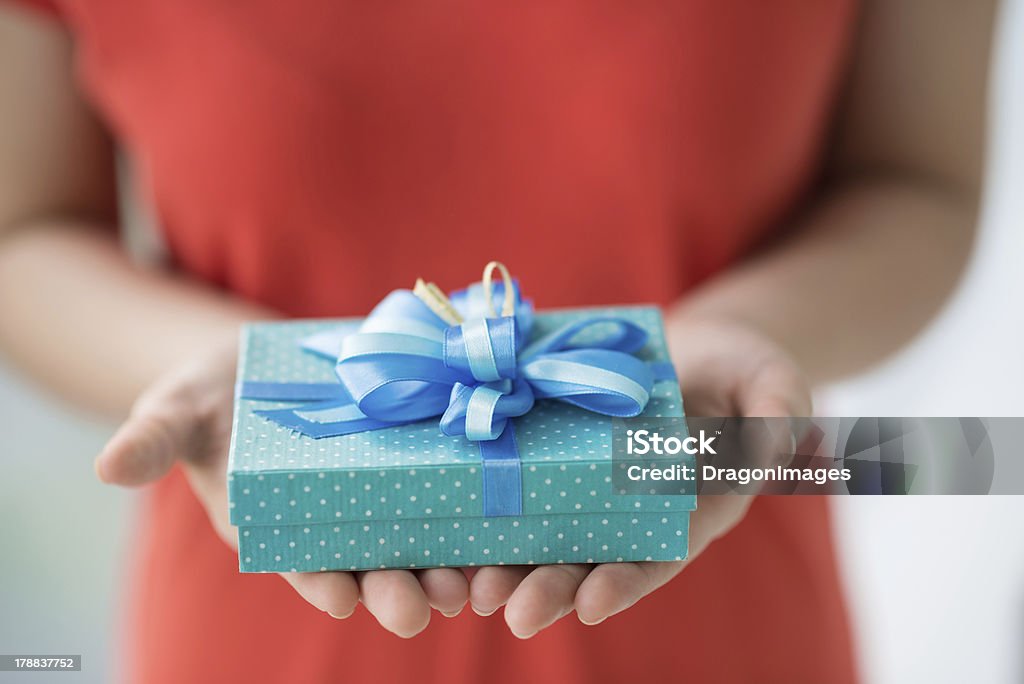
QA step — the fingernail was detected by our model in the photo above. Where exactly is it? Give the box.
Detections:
[773,434,797,467]
[327,609,355,619]
[510,628,537,640]
[471,605,497,617]
[441,607,463,618]
[578,614,606,626]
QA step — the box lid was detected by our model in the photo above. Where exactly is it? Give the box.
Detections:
[228,307,695,527]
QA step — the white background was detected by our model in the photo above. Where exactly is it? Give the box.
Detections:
[823,1,1024,681]
[2,2,1023,682]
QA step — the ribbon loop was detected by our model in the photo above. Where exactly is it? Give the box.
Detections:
[519,316,648,361]
[443,317,518,383]
[440,378,535,441]
[449,280,533,341]
[521,349,653,417]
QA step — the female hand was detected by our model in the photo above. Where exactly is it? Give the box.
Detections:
[467,314,812,638]
[95,341,469,638]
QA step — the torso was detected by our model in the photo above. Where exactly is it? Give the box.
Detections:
[44,1,859,680]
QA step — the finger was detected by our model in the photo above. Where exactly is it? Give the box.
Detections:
[576,491,752,626]
[575,560,685,625]
[736,362,811,471]
[738,361,811,418]
[95,411,182,486]
[503,564,590,639]
[687,491,754,557]
[281,572,360,619]
[469,566,532,616]
[416,568,469,617]
[180,467,239,549]
[358,570,432,638]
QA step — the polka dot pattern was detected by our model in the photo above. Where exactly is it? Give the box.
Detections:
[240,513,689,573]
[230,307,694,572]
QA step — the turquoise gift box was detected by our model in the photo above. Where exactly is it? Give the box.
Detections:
[228,305,695,573]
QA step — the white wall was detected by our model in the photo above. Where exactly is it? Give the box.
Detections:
[823,1,1024,681]
[1,2,1023,683]
[0,373,133,683]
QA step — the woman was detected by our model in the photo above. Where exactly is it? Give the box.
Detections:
[0,1,993,682]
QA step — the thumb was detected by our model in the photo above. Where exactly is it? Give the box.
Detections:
[95,408,185,486]
[735,360,812,471]
[738,361,812,419]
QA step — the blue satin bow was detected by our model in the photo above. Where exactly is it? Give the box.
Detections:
[240,275,675,516]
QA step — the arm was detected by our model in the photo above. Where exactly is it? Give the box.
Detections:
[677,0,992,383]
[471,0,997,636]
[0,5,261,417]
[0,4,467,637]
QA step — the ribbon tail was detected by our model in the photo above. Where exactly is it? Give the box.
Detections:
[479,424,523,517]
[239,381,352,402]
[300,328,353,359]
[254,398,409,439]
[648,361,677,383]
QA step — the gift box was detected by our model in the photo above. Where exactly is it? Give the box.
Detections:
[228,265,695,573]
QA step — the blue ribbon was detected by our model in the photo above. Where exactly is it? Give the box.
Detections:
[240,276,676,517]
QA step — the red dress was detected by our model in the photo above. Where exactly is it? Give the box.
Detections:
[13,1,859,681]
